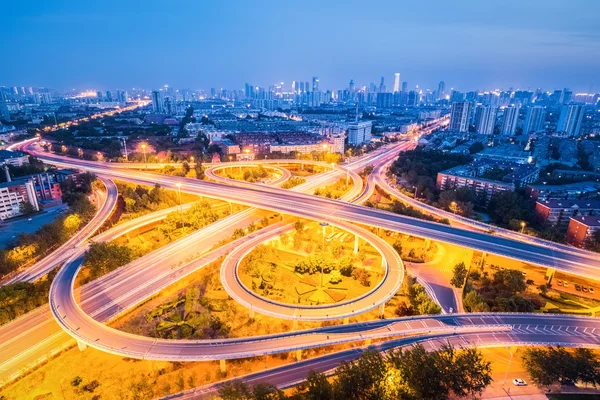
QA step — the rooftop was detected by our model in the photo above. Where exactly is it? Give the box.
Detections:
[570,215,600,227]
[537,199,600,209]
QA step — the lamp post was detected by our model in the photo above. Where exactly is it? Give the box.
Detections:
[141,144,147,170]
[319,222,329,288]
[503,347,514,386]
[450,201,457,215]
[176,183,183,228]
[322,143,328,161]
[520,221,526,233]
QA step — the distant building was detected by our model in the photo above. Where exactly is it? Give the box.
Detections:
[449,102,473,133]
[0,150,29,166]
[0,179,39,220]
[436,159,539,201]
[566,215,600,247]
[557,104,584,137]
[217,139,241,156]
[475,105,497,135]
[523,106,545,134]
[437,81,445,100]
[501,106,520,136]
[347,121,372,145]
[376,93,393,108]
[151,90,164,113]
[535,199,600,227]
[393,73,401,93]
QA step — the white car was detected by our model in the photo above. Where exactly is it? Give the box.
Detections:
[512,378,527,386]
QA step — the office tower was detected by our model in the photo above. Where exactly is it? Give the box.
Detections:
[41,93,52,104]
[557,104,585,137]
[312,77,319,92]
[151,90,164,113]
[401,82,407,93]
[376,92,393,108]
[96,91,103,101]
[347,121,373,145]
[501,106,520,136]
[379,77,385,93]
[523,106,545,134]
[475,105,497,135]
[105,91,113,102]
[393,73,400,93]
[349,79,355,93]
[305,81,310,92]
[449,101,473,133]
[437,81,445,100]
[561,88,573,104]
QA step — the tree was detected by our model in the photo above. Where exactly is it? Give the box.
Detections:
[392,240,403,256]
[300,371,334,400]
[450,262,468,288]
[334,350,387,400]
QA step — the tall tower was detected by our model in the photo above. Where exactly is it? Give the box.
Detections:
[312,77,319,92]
[393,73,400,93]
[379,77,385,93]
[437,81,446,100]
[475,105,497,135]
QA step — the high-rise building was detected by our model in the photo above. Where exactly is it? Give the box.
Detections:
[379,77,385,93]
[105,90,113,102]
[393,73,400,93]
[449,102,473,133]
[348,79,355,93]
[475,105,497,135]
[347,121,373,145]
[501,106,520,136]
[96,91,103,101]
[151,90,164,113]
[401,82,408,93]
[557,104,585,137]
[437,81,445,100]
[523,106,545,134]
[312,77,319,92]
[376,93,393,108]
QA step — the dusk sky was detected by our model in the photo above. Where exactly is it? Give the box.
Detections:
[2,0,600,92]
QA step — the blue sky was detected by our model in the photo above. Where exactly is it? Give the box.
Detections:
[2,0,599,92]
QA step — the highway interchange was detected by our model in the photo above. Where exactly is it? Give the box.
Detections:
[2,127,600,394]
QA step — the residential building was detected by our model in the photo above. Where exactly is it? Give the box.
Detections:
[449,102,473,133]
[347,121,372,145]
[566,215,600,247]
[523,106,545,134]
[501,106,520,136]
[0,150,29,166]
[557,104,584,137]
[0,179,39,220]
[475,105,497,135]
[151,90,164,113]
[535,199,600,227]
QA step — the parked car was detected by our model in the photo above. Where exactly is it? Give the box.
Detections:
[590,288,595,295]
[576,285,582,291]
[583,287,588,293]
[564,281,569,288]
[557,280,563,286]
[513,378,527,386]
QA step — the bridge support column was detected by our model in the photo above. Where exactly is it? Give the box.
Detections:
[77,340,87,351]
[228,202,233,215]
[480,251,487,267]
[292,319,298,331]
[365,338,372,345]
[343,317,350,325]
[545,268,556,285]
[424,238,431,250]
[249,308,255,319]
[379,303,386,318]
[354,235,359,254]
[295,349,302,361]
[220,360,227,374]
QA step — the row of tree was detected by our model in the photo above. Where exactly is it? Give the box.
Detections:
[220,344,492,400]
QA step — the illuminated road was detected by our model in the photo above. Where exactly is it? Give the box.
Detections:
[205,163,292,187]
[1,177,118,285]
[25,147,600,282]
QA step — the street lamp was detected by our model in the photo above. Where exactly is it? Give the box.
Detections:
[503,347,514,386]
[450,201,457,215]
[190,156,194,165]
[141,144,147,169]
[176,183,183,228]
[520,221,526,233]
[319,222,329,288]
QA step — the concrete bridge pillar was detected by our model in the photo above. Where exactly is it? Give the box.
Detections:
[480,251,487,266]
[220,360,227,374]
[228,202,233,215]
[249,308,255,319]
[379,303,386,318]
[343,317,350,325]
[354,235,359,254]
[295,349,302,361]
[365,338,372,345]
[424,238,431,250]
[292,319,298,331]
[545,268,556,285]
[77,340,87,351]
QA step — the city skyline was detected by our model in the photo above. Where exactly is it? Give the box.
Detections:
[2,0,599,91]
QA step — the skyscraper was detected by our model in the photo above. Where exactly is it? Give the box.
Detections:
[475,105,497,135]
[523,106,546,134]
[557,104,585,137]
[379,77,385,93]
[437,81,445,100]
[312,77,319,92]
[501,106,520,136]
[151,90,164,113]
[401,82,408,93]
[449,102,473,133]
[393,73,400,93]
